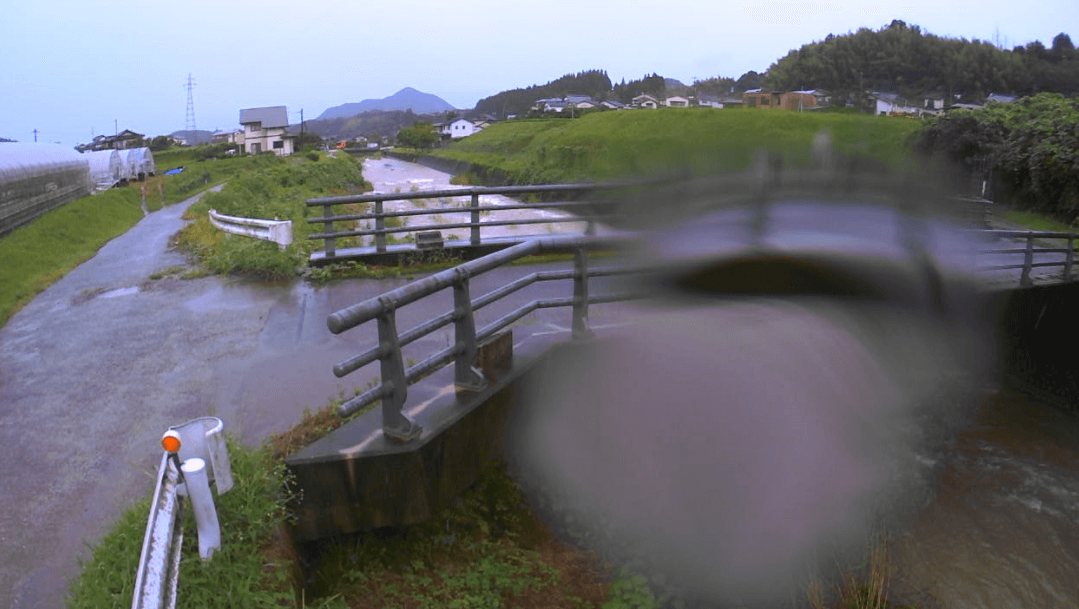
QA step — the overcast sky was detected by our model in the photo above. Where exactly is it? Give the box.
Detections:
[3,0,1075,146]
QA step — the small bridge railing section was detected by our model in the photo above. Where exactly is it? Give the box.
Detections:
[306,183,622,258]
[325,234,642,442]
[976,230,1079,286]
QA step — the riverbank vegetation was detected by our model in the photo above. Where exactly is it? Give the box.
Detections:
[68,394,920,608]
[915,93,1079,222]
[430,108,922,184]
[174,152,371,279]
[0,149,267,328]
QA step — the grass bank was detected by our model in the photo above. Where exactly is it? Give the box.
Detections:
[0,151,269,328]
[431,109,922,183]
[174,152,372,279]
[69,389,922,609]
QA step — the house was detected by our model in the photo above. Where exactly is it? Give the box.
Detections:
[531,97,562,113]
[743,89,782,109]
[986,93,1018,104]
[632,94,660,109]
[867,92,921,116]
[780,90,830,111]
[77,130,146,152]
[565,94,596,109]
[239,106,293,156]
[440,118,475,139]
[696,94,724,108]
[600,99,626,110]
[665,96,689,108]
[211,129,243,144]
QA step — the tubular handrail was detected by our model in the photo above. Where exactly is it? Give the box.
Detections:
[968,229,1078,286]
[307,182,638,258]
[326,235,644,440]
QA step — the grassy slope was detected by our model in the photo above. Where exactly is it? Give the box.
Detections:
[432,108,923,183]
[0,152,262,327]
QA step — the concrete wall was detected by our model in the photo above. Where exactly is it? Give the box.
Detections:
[994,282,1079,406]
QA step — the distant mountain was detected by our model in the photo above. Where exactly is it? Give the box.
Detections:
[170,130,214,145]
[317,88,455,120]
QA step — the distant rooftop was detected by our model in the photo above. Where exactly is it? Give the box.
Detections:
[239,106,289,128]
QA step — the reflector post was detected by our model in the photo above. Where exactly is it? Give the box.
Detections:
[161,430,182,453]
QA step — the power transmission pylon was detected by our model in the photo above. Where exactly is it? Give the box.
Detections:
[185,74,197,131]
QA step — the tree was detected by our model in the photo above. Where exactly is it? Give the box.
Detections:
[149,135,173,152]
[1050,33,1076,62]
[396,122,438,149]
[294,131,324,151]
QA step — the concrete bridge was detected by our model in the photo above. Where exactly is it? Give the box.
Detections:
[284,182,1079,543]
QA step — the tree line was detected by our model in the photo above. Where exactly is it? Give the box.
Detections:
[766,20,1077,104]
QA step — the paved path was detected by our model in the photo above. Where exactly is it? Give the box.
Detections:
[0,185,618,608]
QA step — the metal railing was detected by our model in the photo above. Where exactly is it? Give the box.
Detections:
[132,417,234,609]
[306,183,622,258]
[326,234,642,441]
[975,230,1078,286]
[322,195,1079,442]
[208,209,293,249]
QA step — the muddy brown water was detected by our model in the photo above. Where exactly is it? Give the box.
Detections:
[889,387,1079,609]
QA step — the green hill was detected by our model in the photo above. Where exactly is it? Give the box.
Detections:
[431,108,922,183]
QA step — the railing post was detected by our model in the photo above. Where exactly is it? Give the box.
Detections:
[572,247,594,340]
[1067,236,1074,281]
[376,297,420,442]
[322,203,336,258]
[452,268,487,392]
[375,200,387,253]
[470,193,481,246]
[1021,232,1034,287]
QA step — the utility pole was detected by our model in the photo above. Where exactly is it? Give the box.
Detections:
[33,129,39,142]
[115,119,118,136]
[300,108,304,147]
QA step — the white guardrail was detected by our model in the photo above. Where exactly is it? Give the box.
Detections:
[132,417,234,609]
[208,209,293,249]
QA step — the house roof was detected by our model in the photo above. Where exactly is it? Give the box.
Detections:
[601,99,625,107]
[565,94,594,104]
[239,106,289,128]
[986,93,1017,103]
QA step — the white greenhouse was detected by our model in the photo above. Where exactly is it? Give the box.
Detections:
[119,147,156,182]
[85,149,124,191]
[0,143,91,237]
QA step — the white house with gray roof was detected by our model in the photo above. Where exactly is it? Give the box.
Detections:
[238,106,294,156]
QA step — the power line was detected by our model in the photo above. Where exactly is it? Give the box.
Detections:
[185,74,197,131]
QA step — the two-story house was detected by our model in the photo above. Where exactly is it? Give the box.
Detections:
[238,106,293,156]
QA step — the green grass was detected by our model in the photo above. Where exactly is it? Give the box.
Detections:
[0,153,271,328]
[431,109,922,183]
[68,437,300,609]
[175,153,371,279]
[996,208,1077,232]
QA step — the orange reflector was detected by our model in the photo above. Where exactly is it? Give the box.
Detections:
[161,430,182,453]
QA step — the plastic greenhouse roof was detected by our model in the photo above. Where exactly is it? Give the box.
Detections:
[0,143,88,185]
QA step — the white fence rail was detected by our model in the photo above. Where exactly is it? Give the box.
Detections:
[208,209,292,249]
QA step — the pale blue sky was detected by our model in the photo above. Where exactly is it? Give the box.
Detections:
[2,0,1075,146]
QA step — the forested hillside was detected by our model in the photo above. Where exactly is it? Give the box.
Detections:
[766,20,1078,103]
[473,70,614,118]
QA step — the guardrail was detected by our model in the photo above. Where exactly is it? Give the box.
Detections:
[975,230,1078,286]
[306,183,624,259]
[208,209,293,249]
[132,417,234,609]
[326,234,642,441]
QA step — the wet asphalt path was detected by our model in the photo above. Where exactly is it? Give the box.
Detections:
[0,186,616,608]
